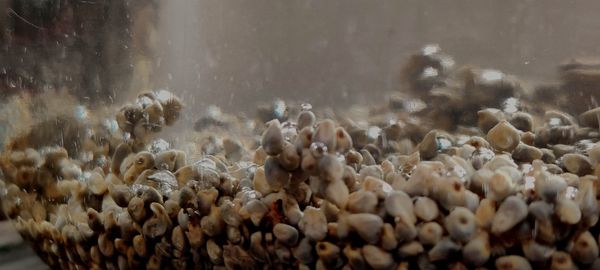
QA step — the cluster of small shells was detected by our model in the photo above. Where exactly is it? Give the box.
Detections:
[5,47,600,270]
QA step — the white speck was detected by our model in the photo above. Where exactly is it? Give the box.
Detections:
[422,44,440,56]
[367,126,382,140]
[481,69,504,83]
[273,99,286,118]
[74,105,88,120]
[421,67,439,78]
[565,186,578,200]
[155,89,174,103]
[549,118,562,126]
[403,98,427,113]
[301,103,313,111]
[503,97,520,114]
[207,105,222,118]
[524,176,535,190]
[440,57,455,70]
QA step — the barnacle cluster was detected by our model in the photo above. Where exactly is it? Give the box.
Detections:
[3,46,600,270]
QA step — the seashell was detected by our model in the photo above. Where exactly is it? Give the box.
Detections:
[491,196,528,235]
[335,127,353,153]
[562,153,593,176]
[412,197,438,223]
[360,149,377,166]
[275,241,293,263]
[111,144,132,176]
[301,149,319,176]
[222,138,245,162]
[361,176,393,199]
[190,222,211,252]
[252,167,271,196]
[98,233,114,257]
[147,254,162,270]
[385,190,416,225]
[313,119,337,153]
[220,200,242,227]
[522,240,554,262]
[345,149,363,167]
[123,152,154,184]
[578,107,600,128]
[428,237,461,262]
[555,197,581,225]
[463,232,491,266]
[239,199,268,227]
[319,154,344,183]
[343,245,366,270]
[398,241,424,258]
[297,111,316,130]
[316,242,342,268]
[299,206,328,242]
[476,198,497,229]
[278,141,301,171]
[347,213,384,244]
[418,130,442,160]
[359,165,384,183]
[106,184,131,208]
[486,121,520,153]
[534,174,567,202]
[512,143,543,162]
[171,225,187,252]
[588,142,600,165]
[207,239,223,265]
[394,218,417,243]
[418,222,443,246]
[486,171,515,202]
[273,223,299,246]
[142,202,171,239]
[509,112,534,132]
[445,207,477,243]
[520,131,536,145]
[478,108,505,134]
[321,201,340,223]
[295,127,314,152]
[223,244,256,270]
[464,190,480,212]
[347,190,378,214]
[293,237,315,265]
[261,119,284,156]
[540,148,556,164]
[200,205,224,237]
[282,197,303,226]
[569,230,598,264]
[575,178,599,226]
[249,231,269,263]
[362,245,394,270]
[253,147,268,166]
[324,179,349,209]
[495,255,532,270]
[380,223,398,251]
[550,251,576,270]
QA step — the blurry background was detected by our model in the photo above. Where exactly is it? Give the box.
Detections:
[0,1,599,268]
[155,0,600,111]
[1,0,600,111]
